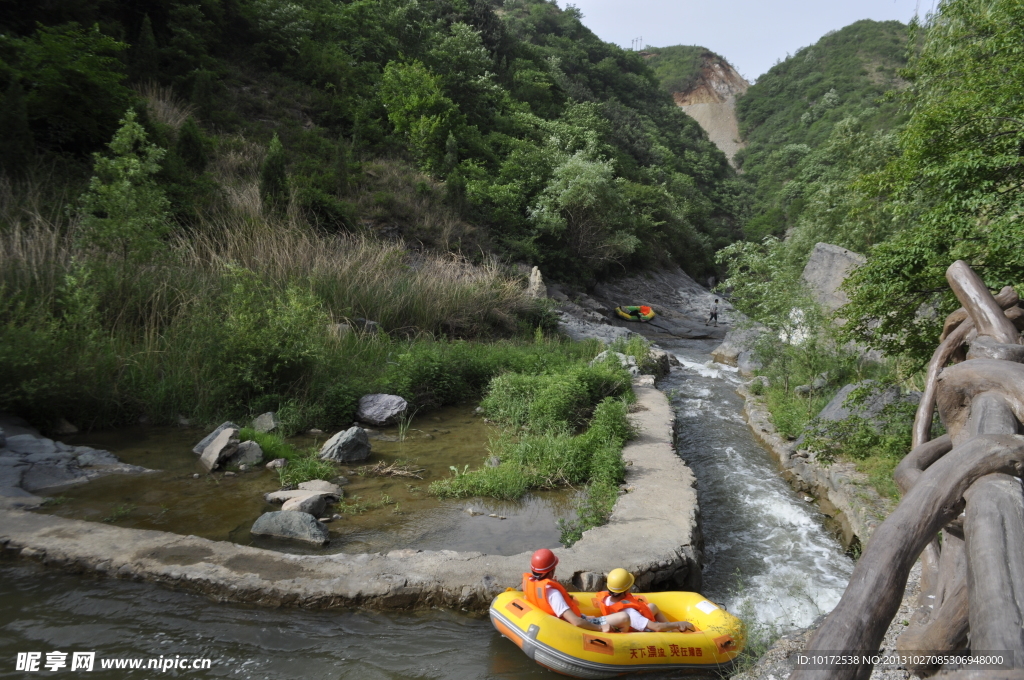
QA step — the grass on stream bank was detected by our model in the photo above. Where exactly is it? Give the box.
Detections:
[749,329,925,500]
[431,342,649,546]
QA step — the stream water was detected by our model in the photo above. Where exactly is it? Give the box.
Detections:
[1,341,852,678]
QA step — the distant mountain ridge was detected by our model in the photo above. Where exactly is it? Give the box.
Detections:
[644,46,749,164]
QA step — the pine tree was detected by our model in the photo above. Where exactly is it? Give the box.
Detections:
[0,81,34,177]
[176,116,207,172]
[260,134,288,214]
[131,15,160,82]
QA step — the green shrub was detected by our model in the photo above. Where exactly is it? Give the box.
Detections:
[237,427,298,462]
[432,396,632,544]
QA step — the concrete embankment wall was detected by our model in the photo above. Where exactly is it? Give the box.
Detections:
[0,384,702,612]
[737,383,893,547]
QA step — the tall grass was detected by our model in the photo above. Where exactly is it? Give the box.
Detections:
[0,175,567,432]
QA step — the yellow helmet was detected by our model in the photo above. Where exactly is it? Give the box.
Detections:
[606,568,635,593]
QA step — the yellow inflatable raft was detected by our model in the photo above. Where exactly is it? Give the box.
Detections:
[489,590,744,678]
[614,305,656,322]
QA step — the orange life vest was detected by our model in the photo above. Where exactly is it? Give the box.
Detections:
[596,591,656,630]
[522,573,582,618]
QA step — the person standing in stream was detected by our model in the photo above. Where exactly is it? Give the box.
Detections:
[706,299,719,327]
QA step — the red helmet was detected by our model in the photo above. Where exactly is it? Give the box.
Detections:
[531,548,558,574]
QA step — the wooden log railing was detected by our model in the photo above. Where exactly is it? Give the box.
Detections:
[790,261,1024,680]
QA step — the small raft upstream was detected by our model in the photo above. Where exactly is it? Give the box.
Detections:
[489,590,744,678]
[614,305,656,322]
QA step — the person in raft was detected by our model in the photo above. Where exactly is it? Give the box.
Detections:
[597,568,696,633]
[523,549,629,634]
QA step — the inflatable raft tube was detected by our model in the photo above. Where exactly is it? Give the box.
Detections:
[614,305,656,322]
[489,590,744,678]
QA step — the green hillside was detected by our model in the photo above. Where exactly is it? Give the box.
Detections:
[0,0,740,282]
[734,19,909,244]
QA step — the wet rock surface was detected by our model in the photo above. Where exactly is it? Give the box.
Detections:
[250,511,330,545]
[0,413,149,507]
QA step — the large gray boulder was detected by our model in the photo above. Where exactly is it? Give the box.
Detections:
[356,394,407,426]
[250,511,329,545]
[252,412,280,433]
[800,243,866,312]
[193,422,242,455]
[227,440,263,467]
[816,381,920,425]
[4,434,58,456]
[711,326,762,377]
[319,427,371,462]
[199,428,239,472]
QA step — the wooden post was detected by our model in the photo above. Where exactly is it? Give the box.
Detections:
[790,434,1024,680]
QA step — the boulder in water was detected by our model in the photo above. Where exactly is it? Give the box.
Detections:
[356,395,407,426]
[229,440,263,466]
[250,511,329,545]
[319,427,371,462]
[281,494,328,515]
[298,479,343,495]
[193,422,241,455]
[200,428,239,472]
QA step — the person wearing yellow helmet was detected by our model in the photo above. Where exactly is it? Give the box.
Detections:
[596,568,696,633]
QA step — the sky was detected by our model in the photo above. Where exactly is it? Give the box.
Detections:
[558,0,926,81]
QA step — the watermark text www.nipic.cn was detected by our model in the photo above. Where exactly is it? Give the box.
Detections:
[16,652,214,672]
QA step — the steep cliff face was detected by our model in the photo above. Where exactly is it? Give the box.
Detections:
[669,53,749,165]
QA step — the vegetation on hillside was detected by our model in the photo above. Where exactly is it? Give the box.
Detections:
[719,0,1024,499]
[734,20,909,243]
[0,0,741,282]
[643,45,708,95]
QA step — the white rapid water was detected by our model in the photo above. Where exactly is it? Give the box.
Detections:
[661,339,854,639]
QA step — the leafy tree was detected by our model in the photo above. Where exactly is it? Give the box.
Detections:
[176,116,207,172]
[839,0,1024,368]
[0,22,131,155]
[379,61,463,174]
[77,109,170,263]
[529,152,637,278]
[260,133,288,214]
[0,81,33,176]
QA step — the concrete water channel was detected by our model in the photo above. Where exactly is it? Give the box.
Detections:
[0,341,852,679]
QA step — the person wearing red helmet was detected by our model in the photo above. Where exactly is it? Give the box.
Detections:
[521,549,628,634]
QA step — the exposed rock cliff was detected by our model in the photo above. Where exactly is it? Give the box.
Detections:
[669,52,749,165]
